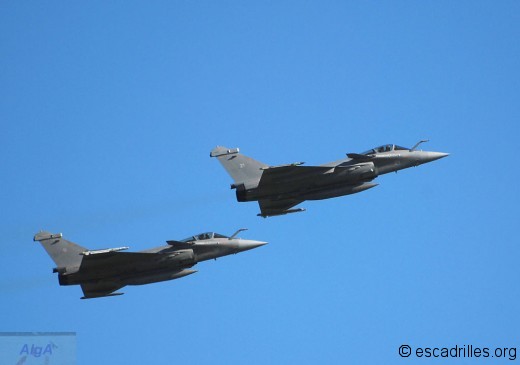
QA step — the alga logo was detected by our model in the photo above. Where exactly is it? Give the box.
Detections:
[19,342,58,358]
[1,332,75,365]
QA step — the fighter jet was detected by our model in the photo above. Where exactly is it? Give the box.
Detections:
[210,140,448,217]
[33,229,266,299]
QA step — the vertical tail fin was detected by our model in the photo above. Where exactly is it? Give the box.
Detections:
[33,231,86,269]
[210,146,267,188]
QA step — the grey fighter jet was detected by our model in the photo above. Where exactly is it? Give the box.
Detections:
[211,140,448,217]
[33,229,266,299]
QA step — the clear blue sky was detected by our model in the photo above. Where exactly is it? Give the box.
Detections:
[1,1,519,364]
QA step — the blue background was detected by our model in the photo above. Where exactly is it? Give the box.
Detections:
[1,1,519,364]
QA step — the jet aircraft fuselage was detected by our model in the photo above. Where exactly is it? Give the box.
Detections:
[33,229,266,299]
[211,141,448,217]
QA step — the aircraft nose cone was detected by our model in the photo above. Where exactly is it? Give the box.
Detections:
[420,151,449,164]
[433,152,449,159]
[428,152,449,161]
[237,240,268,252]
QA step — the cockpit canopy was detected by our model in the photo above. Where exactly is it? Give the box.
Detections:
[362,144,408,155]
[180,232,229,242]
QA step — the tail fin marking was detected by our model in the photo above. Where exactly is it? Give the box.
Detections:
[210,146,267,189]
[33,231,86,269]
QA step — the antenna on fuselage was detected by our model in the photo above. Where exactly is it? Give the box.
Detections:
[410,139,429,151]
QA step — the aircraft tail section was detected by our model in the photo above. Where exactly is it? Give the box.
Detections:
[33,231,86,269]
[210,146,267,188]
